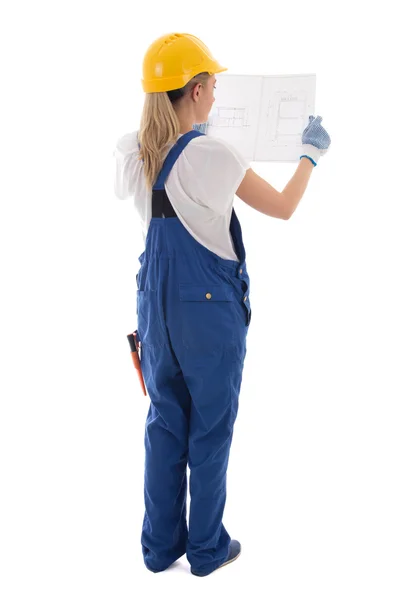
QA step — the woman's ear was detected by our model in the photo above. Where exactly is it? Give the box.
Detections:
[192,83,201,102]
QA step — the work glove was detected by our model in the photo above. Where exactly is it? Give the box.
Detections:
[300,115,331,166]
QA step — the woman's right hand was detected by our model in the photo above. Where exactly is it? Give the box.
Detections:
[300,115,331,166]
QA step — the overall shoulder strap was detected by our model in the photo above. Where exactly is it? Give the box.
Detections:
[137,130,204,190]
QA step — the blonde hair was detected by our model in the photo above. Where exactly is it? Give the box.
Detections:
[138,72,211,191]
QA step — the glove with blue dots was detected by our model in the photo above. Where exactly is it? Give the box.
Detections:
[300,115,331,166]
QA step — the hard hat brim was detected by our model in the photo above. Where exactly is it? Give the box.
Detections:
[142,62,228,93]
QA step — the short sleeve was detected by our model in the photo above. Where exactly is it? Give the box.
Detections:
[178,136,251,215]
[113,132,139,200]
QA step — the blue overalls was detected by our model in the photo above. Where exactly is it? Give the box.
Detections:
[135,129,252,576]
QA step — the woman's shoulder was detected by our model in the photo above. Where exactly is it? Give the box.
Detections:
[190,132,234,151]
[186,132,250,170]
[189,132,247,160]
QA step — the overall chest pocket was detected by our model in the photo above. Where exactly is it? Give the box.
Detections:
[179,283,236,349]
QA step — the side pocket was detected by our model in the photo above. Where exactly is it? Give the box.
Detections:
[211,263,252,328]
[238,276,251,327]
[136,290,166,347]
[136,251,146,291]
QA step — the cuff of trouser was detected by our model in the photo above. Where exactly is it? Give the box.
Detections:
[299,144,322,167]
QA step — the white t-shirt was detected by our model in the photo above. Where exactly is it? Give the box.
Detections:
[113,130,250,261]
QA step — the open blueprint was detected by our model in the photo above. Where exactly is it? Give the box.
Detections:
[193,73,316,163]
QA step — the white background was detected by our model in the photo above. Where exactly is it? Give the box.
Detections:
[1,1,399,599]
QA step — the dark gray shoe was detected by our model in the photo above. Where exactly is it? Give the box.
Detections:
[191,540,241,577]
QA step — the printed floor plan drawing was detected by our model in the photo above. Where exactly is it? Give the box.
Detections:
[193,73,316,162]
[208,107,250,128]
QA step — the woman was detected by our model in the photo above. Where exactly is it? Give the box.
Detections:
[114,32,331,577]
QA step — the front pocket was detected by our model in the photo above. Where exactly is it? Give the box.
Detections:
[179,283,236,349]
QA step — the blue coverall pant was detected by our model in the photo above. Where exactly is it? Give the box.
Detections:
[135,130,251,576]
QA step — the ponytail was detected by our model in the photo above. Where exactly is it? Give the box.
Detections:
[138,72,211,190]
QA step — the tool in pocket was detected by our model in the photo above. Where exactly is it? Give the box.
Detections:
[127,329,147,396]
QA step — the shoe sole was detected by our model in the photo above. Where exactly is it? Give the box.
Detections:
[191,548,241,576]
[216,549,241,571]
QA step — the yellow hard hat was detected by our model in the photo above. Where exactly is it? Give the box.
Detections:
[141,33,227,93]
